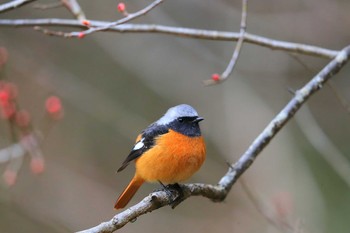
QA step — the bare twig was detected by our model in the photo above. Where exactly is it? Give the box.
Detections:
[77,45,350,233]
[0,19,339,58]
[61,0,86,20]
[0,0,36,13]
[33,26,67,37]
[33,2,63,10]
[68,0,164,37]
[31,0,164,37]
[204,0,248,85]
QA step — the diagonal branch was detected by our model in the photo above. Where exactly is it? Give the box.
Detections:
[0,0,36,13]
[77,45,350,233]
[0,19,339,59]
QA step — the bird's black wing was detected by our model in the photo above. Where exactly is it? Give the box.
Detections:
[117,123,169,172]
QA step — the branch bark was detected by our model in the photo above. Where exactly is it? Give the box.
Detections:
[0,0,36,13]
[0,19,339,59]
[77,45,350,233]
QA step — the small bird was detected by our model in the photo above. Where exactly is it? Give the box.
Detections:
[115,104,206,209]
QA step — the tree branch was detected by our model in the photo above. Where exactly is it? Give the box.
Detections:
[77,45,350,233]
[0,0,36,13]
[0,19,339,59]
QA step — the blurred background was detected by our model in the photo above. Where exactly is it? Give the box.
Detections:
[0,0,350,232]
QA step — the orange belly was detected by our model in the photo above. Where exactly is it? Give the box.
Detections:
[135,130,206,184]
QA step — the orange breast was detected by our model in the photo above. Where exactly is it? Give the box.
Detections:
[135,130,206,184]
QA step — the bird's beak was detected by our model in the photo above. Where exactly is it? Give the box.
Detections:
[193,117,204,123]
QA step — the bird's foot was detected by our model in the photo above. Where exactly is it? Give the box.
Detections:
[156,182,184,209]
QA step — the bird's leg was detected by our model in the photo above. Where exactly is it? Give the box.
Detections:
[167,183,184,199]
[167,183,184,209]
[157,181,172,196]
[155,181,184,208]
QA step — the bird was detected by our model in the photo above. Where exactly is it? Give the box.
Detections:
[114,104,206,209]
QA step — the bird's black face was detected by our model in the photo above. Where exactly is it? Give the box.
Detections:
[167,116,204,137]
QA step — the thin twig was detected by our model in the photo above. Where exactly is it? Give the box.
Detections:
[204,0,248,85]
[0,19,339,58]
[61,0,86,20]
[69,0,164,37]
[76,45,350,233]
[33,2,63,10]
[33,26,68,37]
[0,0,36,13]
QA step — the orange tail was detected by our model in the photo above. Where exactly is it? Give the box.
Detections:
[114,175,145,209]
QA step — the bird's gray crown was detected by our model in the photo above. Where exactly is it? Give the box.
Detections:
[156,104,199,125]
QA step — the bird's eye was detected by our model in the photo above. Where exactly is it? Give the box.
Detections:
[178,117,184,123]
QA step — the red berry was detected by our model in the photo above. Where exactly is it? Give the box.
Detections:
[81,20,91,27]
[211,73,220,81]
[45,96,63,119]
[78,32,85,39]
[0,90,9,105]
[117,2,126,12]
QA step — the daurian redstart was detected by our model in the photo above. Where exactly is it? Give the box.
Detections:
[115,104,206,209]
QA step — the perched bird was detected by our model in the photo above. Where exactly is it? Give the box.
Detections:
[115,104,206,209]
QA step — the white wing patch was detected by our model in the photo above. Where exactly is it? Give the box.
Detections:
[133,138,145,150]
